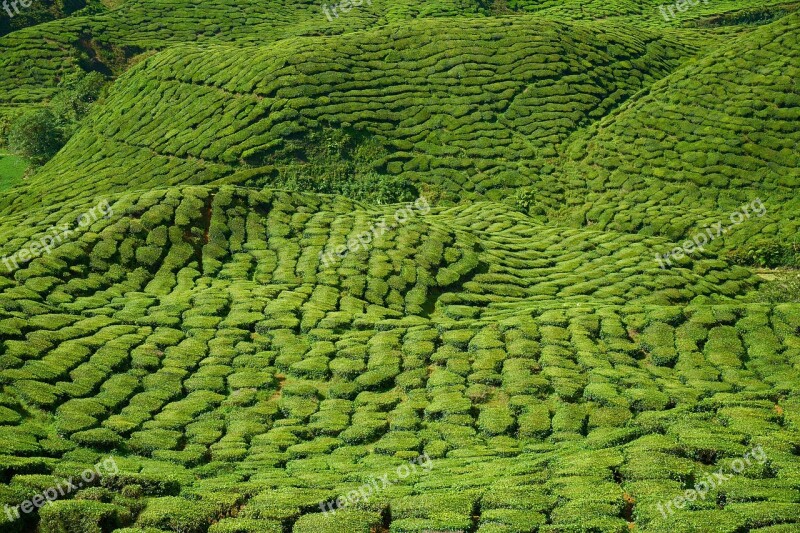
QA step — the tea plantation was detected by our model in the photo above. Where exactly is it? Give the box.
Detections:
[549,12,800,266]
[0,1,799,532]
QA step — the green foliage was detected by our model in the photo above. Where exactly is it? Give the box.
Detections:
[0,4,799,532]
[264,127,419,205]
[209,518,282,533]
[137,496,226,532]
[293,510,381,532]
[514,188,540,215]
[39,500,130,533]
[730,241,800,268]
[5,71,106,165]
[7,109,64,164]
[0,0,92,37]
[70,428,123,450]
[102,472,181,496]
[49,72,108,138]
[755,271,800,303]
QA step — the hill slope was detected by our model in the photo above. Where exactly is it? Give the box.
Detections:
[1,17,698,212]
[0,2,799,533]
[535,12,800,265]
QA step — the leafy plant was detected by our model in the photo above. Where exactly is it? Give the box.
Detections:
[728,240,800,268]
[6,72,107,165]
[267,127,419,204]
[7,108,65,164]
[50,71,107,137]
[756,271,800,303]
[515,188,538,213]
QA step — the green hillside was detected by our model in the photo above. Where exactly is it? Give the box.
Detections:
[1,17,699,212]
[1,0,795,110]
[0,1,798,532]
[0,0,481,107]
[546,12,800,266]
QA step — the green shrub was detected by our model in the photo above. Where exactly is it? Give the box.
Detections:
[39,500,130,533]
[127,429,182,456]
[137,496,226,532]
[102,473,181,496]
[208,518,282,533]
[339,413,387,444]
[640,322,677,367]
[292,510,381,532]
[624,388,670,412]
[70,428,123,450]
[705,326,745,368]
[7,109,65,165]
[241,488,332,521]
[481,508,547,530]
[518,404,551,439]
[729,241,800,269]
[478,405,514,436]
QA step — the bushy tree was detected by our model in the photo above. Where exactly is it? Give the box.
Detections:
[50,71,107,136]
[7,108,65,164]
[6,71,107,165]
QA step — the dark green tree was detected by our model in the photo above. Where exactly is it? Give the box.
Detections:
[7,108,65,165]
[6,71,107,165]
[50,71,107,136]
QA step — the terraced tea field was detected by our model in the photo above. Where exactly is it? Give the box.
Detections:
[549,12,800,264]
[0,1,798,533]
